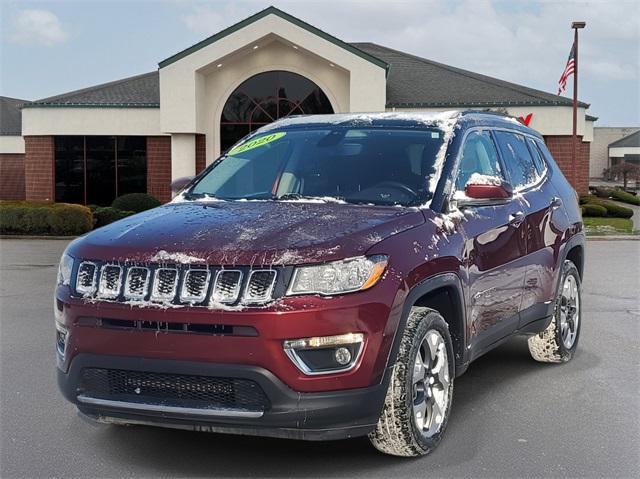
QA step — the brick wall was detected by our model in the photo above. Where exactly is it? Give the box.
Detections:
[147,136,172,203]
[544,135,590,194]
[195,134,206,174]
[24,136,54,201]
[0,153,26,200]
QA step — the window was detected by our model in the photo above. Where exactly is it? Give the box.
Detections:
[454,130,504,191]
[190,126,445,206]
[526,137,547,175]
[494,131,539,188]
[54,136,147,205]
[220,71,334,152]
[55,136,84,204]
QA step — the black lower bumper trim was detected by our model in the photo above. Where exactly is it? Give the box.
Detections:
[59,354,388,441]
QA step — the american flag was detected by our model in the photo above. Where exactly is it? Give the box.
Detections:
[557,43,576,95]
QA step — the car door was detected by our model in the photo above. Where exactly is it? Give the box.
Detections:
[453,130,528,358]
[493,131,566,329]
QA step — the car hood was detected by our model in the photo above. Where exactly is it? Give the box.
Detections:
[68,201,425,265]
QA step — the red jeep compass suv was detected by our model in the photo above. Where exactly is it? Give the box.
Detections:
[56,111,584,457]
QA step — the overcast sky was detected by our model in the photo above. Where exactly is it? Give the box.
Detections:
[1,0,638,126]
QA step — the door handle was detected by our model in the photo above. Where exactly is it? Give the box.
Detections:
[509,211,525,226]
[550,196,563,209]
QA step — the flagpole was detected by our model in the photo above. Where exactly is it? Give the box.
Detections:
[571,21,586,190]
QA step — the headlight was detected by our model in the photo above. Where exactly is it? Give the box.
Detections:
[57,253,74,286]
[287,255,388,296]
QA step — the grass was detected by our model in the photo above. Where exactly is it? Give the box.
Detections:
[583,217,636,236]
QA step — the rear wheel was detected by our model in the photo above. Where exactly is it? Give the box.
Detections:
[528,260,582,363]
[369,307,454,457]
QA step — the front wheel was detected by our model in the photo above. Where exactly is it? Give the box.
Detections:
[369,307,454,457]
[528,260,582,363]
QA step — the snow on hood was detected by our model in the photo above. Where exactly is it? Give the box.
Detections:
[68,201,425,266]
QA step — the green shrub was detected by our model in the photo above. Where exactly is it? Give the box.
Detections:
[0,201,93,236]
[581,204,607,217]
[587,198,634,218]
[112,193,161,213]
[93,207,135,228]
[592,187,613,198]
[610,188,640,206]
[579,195,591,205]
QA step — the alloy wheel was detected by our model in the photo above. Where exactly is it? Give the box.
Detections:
[412,330,451,438]
[559,274,580,349]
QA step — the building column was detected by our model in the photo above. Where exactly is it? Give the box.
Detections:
[170,133,196,181]
[24,136,54,201]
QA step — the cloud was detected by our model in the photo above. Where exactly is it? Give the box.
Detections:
[10,9,69,46]
[178,0,638,87]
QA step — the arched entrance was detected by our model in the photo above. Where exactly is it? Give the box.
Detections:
[220,70,334,151]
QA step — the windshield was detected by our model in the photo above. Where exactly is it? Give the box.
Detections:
[188,126,445,206]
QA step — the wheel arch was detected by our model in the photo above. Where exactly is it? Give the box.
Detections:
[387,273,468,378]
[564,240,585,279]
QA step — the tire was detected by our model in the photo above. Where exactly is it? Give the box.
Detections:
[369,307,455,457]
[528,260,582,363]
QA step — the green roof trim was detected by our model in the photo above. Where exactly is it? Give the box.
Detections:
[21,102,160,109]
[158,6,389,73]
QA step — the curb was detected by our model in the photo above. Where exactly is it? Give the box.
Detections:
[1,235,78,240]
[586,235,640,241]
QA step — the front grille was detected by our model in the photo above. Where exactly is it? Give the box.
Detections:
[98,265,122,298]
[125,267,150,299]
[76,262,97,295]
[151,268,178,301]
[212,270,243,304]
[79,368,269,412]
[244,270,277,303]
[73,261,280,306]
[180,269,210,303]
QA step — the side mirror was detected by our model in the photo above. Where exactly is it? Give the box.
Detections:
[171,176,195,196]
[457,181,513,207]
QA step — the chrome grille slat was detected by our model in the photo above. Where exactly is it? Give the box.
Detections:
[98,265,122,298]
[211,270,243,304]
[124,267,150,300]
[76,262,98,295]
[244,270,277,304]
[151,268,178,302]
[180,269,211,303]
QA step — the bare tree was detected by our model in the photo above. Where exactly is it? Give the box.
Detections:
[610,162,640,189]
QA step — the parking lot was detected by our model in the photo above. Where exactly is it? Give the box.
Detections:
[1,238,638,478]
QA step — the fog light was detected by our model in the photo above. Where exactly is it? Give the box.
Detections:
[55,322,68,359]
[283,333,364,375]
[334,347,351,365]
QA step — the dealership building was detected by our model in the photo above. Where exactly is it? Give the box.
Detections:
[0,6,596,204]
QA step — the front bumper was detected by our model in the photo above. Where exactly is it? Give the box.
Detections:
[59,354,389,441]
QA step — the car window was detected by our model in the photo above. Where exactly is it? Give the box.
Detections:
[454,130,504,191]
[526,137,547,175]
[494,131,539,188]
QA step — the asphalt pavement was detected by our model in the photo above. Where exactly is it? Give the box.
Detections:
[1,239,638,478]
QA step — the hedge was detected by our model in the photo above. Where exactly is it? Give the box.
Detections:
[581,204,607,217]
[0,202,93,235]
[112,193,160,213]
[610,188,640,206]
[93,207,135,228]
[586,198,633,218]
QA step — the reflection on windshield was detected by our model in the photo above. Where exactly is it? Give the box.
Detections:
[189,127,445,206]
